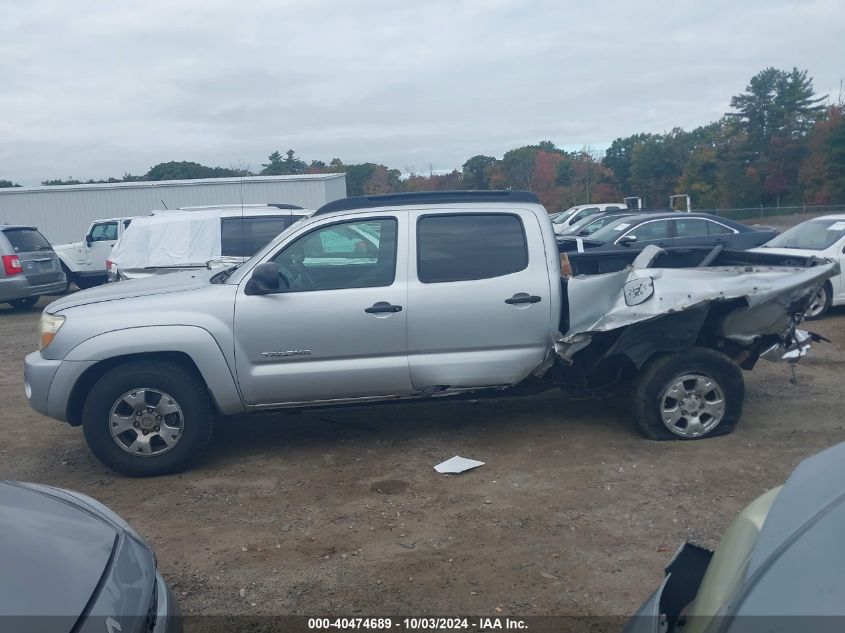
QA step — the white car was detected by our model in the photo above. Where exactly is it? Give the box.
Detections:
[551,203,628,235]
[54,217,137,289]
[108,206,313,281]
[751,213,845,318]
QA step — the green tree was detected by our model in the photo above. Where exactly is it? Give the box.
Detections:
[0,179,21,188]
[260,149,307,175]
[461,155,496,189]
[144,161,247,180]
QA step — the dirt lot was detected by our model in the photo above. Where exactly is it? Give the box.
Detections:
[2,294,845,625]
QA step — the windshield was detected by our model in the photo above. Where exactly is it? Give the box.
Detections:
[583,216,639,242]
[561,213,633,236]
[762,218,845,251]
[552,209,577,224]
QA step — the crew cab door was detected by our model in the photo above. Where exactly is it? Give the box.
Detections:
[405,209,552,390]
[84,221,119,270]
[233,213,412,405]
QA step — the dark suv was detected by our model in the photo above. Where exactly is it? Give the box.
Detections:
[0,225,66,309]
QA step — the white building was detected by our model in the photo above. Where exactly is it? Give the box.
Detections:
[0,173,347,243]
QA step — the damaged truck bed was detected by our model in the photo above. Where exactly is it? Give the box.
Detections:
[547,244,838,439]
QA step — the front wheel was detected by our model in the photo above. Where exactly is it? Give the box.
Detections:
[82,360,215,476]
[8,296,39,310]
[632,348,744,440]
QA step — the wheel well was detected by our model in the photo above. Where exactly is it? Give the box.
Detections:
[66,352,217,426]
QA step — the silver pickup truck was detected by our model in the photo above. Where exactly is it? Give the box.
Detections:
[24,191,837,476]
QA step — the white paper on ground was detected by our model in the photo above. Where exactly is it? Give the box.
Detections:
[434,455,485,474]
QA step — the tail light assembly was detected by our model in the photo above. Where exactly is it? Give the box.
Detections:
[2,255,22,276]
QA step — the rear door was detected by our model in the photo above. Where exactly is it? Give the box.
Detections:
[2,228,62,285]
[405,209,552,390]
[672,217,736,249]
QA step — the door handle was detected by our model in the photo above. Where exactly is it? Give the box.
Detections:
[365,302,403,314]
[505,293,542,305]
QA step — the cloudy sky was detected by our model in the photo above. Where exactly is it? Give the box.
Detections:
[1,0,843,186]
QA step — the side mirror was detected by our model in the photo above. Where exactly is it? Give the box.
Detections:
[245,262,286,295]
[618,235,638,246]
[85,236,93,247]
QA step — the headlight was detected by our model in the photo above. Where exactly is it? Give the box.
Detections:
[38,312,65,350]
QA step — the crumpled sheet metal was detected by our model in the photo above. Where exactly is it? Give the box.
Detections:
[556,257,839,359]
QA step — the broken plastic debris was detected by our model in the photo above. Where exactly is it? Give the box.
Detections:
[434,455,485,474]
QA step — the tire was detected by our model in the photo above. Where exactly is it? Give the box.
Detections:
[804,282,832,320]
[632,347,744,441]
[82,360,215,476]
[75,275,105,290]
[60,264,72,292]
[8,296,39,310]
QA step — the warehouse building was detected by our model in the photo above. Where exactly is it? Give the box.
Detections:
[0,173,347,243]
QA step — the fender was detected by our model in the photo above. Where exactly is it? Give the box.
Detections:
[63,325,245,416]
[54,248,80,273]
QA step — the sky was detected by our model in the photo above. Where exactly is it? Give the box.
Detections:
[1,0,843,186]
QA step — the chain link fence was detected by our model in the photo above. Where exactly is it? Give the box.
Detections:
[698,203,845,223]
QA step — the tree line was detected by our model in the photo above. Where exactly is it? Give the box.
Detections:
[3,67,843,212]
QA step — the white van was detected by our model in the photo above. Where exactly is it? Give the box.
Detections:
[108,206,312,281]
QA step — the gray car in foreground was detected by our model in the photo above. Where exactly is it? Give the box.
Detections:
[0,225,66,309]
[0,480,180,633]
[22,191,838,476]
[625,440,845,633]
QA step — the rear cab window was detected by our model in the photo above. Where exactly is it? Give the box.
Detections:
[221,216,290,257]
[3,228,52,253]
[416,214,528,283]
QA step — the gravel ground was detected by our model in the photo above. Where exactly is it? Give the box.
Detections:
[2,291,844,628]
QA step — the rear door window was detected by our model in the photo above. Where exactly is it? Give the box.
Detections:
[706,221,734,235]
[3,229,52,253]
[674,219,710,237]
[221,216,290,256]
[417,214,528,283]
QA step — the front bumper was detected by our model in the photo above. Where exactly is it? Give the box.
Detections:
[24,351,95,423]
[153,572,182,633]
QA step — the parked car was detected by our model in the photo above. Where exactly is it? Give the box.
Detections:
[24,191,835,476]
[0,225,66,310]
[750,214,845,319]
[0,480,180,632]
[625,439,845,633]
[54,216,137,289]
[558,212,778,253]
[108,206,313,281]
[551,202,628,235]
[557,209,640,237]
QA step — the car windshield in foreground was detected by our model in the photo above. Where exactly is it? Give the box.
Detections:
[584,216,639,241]
[763,218,845,250]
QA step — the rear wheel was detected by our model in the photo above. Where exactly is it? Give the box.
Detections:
[82,360,215,476]
[804,282,832,320]
[8,296,39,310]
[632,348,743,440]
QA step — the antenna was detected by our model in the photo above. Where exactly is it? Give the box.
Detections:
[161,199,168,210]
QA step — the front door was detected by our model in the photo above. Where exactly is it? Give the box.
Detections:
[86,221,119,270]
[405,209,553,390]
[233,214,412,405]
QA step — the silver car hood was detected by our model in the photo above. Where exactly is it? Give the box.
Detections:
[47,269,218,312]
[0,481,117,619]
